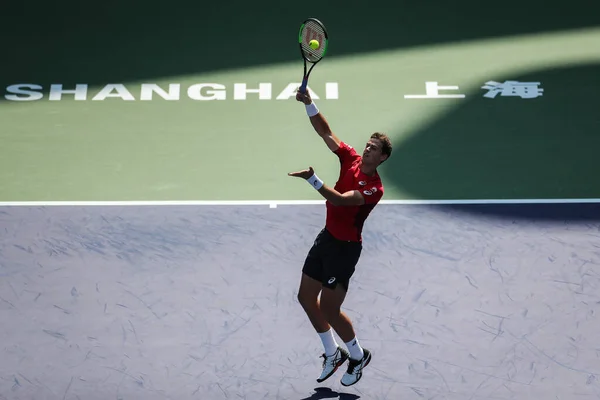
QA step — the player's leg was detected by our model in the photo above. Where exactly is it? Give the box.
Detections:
[319,239,371,386]
[297,272,329,333]
[298,229,329,332]
[297,229,350,382]
[319,284,359,348]
[298,273,349,382]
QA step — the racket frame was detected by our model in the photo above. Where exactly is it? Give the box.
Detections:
[298,18,328,93]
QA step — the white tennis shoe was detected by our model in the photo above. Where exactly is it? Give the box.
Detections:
[316,347,350,383]
[340,348,372,386]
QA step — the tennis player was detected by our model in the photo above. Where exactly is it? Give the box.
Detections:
[289,88,392,386]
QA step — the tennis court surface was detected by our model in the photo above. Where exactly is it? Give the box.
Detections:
[1,202,600,399]
[2,1,600,399]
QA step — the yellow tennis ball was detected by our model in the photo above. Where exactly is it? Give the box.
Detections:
[309,40,320,50]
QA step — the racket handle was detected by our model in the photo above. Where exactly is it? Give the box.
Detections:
[299,78,308,93]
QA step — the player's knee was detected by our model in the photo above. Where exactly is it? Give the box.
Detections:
[319,297,342,322]
[321,304,341,323]
[297,291,316,309]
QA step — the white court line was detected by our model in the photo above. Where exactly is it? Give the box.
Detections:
[0,199,599,207]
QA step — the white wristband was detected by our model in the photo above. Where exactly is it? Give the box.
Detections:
[306,173,323,190]
[305,102,319,117]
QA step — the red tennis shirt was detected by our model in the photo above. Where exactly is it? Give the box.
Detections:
[325,141,384,242]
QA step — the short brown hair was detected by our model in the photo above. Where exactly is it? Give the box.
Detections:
[370,132,392,163]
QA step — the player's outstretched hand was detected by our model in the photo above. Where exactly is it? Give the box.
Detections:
[288,166,314,180]
[296,88,312,105]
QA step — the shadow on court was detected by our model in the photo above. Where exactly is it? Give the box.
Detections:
[381,62,600,219]
[300,387,360,400]
[1,0,598,99]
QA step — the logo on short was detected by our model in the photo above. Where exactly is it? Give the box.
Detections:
[358,181,366,186]
[363,190,372,195]
[328,277,336,284]
[370,187,377,193]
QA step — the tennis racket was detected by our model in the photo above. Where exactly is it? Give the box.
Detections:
[298,18,329,94]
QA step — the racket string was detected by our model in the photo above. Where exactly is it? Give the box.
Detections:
[301,20,326,62]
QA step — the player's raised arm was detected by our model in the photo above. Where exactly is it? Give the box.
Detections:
[296,89,341,152]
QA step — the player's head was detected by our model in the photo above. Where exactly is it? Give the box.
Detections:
[362,132,392,166]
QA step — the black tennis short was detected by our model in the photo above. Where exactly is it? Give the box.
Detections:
[302,228,362,291]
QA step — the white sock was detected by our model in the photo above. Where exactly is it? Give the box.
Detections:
[345,336,365,360]
[318,328,339,357]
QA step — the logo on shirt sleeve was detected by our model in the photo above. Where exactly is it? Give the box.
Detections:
[363,187,378,196]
